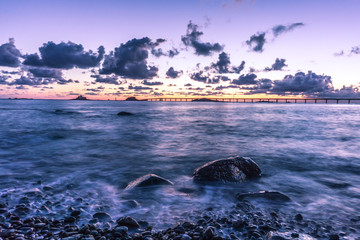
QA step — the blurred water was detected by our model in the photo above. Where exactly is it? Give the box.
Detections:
[0,99,359,230]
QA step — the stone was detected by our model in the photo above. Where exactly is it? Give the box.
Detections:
[236,191,291,202]
[265,231,317,240]
[116,216,140,229]
[193,156,261,183]
[181,234,192,240]
[92,212,111,222]
[117,111,134,116]
[203,226,215,240]
[125,174,173,190]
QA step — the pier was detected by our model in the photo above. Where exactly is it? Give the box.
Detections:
[146,97,360,104]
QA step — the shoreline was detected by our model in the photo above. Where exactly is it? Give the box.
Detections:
[0,199,354,240]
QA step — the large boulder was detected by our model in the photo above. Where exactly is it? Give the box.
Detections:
[237,191,291,202]
[193,156,261,183]
[125,174,173,190]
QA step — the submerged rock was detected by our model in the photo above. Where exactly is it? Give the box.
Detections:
[93,212,111,222]
[236,191,291,202]
[266,231,317,240]
[193,156,261,183]
[125,174,173,190]
[117,111,134,116]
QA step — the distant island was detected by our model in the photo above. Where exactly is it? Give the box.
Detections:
[73,95,88,100]
[125,97,148,101]
[191,98,219,102]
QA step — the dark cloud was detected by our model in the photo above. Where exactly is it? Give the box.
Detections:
[181,21,223,56]
[23,41,104,69]
[333,51,345,57]
[166,67,183,79]
[214,85,238,90]
[10,76,55,86]
[0,38,22,67]
[100,37,159,79]
[90,74,121,85]
[212,52,231,73]
[190,71,209,83]
[265,58,287,71]
[151,48,179,58]
[272,23,304,37]
[142,80,163,86]
[269,71,332,95]
[184,83,192,87]
[232,73,257,85]
[29,68,63,79]
[0,75,10,84]
[128,85,153,91]
[350,46,360,55]
[1,70,19,74]
[246,33,266,53]
[232,61,245,74]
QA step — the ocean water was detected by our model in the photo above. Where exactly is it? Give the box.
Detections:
[0,100,359,234]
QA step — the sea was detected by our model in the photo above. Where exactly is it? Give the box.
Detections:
[0,100,359,237]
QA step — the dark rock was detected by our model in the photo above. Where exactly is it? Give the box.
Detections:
[265,231,317,240]
[125,174,173,190]
[236,191,291,202]
[295,214,303,221]
[203,226,215,240]
[64,216,76,224]
[117,111,134,116]
[122,200,140,209]
[93,212,111,222]
[116,216,140,229]
[193,156,261,183]
[71,210,81,217]
[329,234,339,240]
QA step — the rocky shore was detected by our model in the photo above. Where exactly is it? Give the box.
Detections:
[0,156,358,239]
[1,198,355,240]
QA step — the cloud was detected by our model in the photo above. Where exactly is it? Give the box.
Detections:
[23,41,104,69]
[10,76,56,86]
[166,67,183,79]
[90,74,121,85]
[151,48,179,58]
[211,52,245,74]
[142,80,163,86]
[0,38,22,67]
[246,33,266,53]
[211,52,231,73]
[265,58,287,71]
[232,61,246,74]
[181,21,223,56]
[272,23,304,37]
[351,46,360,55]
[247,22,304,53]
[268,71,333,95]
[232,73,257,85]
[29,68,63,79]
[128,85,153,91]
[190,71,209,83]
[100,37,160,79]
[0,75,10,84]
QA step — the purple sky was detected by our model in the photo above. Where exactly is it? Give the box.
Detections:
[0,0,359,99]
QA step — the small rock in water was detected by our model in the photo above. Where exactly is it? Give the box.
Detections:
[92,212,111,222]
[125,174,173,190]
[117,111,134,116]
[295,213,303,221]
[116,216,140,229]
[193,156,261,183]
[181,234,192,240]
[236,191,291,202]
[266,231,317,240]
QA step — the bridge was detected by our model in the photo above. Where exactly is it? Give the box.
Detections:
[146,97,360,104]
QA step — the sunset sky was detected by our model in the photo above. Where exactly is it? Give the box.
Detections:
[0,0,359,99]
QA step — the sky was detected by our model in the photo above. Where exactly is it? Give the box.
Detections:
[0,0,360,100]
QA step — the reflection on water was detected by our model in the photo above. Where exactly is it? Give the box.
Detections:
[0,100,359,230]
